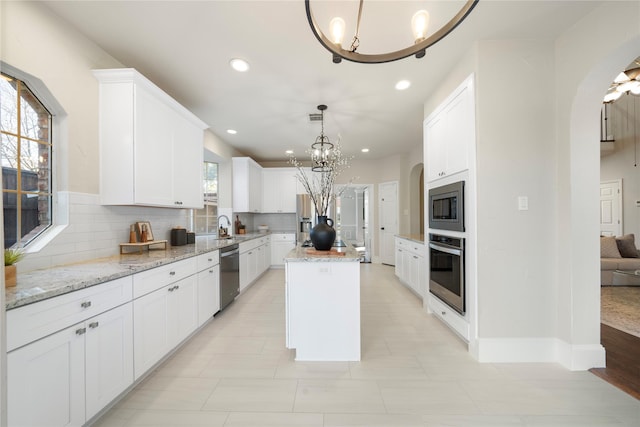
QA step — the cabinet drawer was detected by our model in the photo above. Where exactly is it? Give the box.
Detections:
[428,294,469,341]
[272,233,295,242]
[196,250,219,272]
[7,276,133,351]
[133,258,196,298]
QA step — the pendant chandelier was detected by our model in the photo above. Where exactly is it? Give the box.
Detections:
[603,57,640,103]
[305,0,479,64]
[311,104,334,172]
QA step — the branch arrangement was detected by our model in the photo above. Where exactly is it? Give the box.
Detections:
[289,141,355,217]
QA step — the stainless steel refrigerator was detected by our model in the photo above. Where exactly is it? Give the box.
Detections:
[296,194,316,246]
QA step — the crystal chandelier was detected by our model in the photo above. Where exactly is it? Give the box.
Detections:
[305,0,479,64]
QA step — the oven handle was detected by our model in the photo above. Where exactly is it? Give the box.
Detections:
[429,243,462,256]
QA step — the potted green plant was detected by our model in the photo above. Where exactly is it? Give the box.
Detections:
[5,248,24,288]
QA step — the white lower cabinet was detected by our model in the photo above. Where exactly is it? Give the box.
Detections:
[7,302,134,427]
[271,233,295,266]
[395,237,425,297]
[197,264,220,326]
[239,237,270,291]
[133,274,197,379]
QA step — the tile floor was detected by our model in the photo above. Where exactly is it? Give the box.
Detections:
[93,264,640,427]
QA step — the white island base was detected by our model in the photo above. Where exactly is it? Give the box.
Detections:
[285,247,361,361]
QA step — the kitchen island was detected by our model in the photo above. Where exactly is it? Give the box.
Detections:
[284,245,362,361]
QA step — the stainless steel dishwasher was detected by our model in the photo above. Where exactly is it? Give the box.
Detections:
[219,243,240,311]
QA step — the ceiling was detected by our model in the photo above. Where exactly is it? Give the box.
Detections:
[42,1,602,163]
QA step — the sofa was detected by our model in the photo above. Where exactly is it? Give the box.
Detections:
[601,234,640,285]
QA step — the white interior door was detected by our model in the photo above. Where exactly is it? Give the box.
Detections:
[600,179,622,236]
[379,181,398,265]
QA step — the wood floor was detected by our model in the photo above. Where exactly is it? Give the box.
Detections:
[590,323,640,400]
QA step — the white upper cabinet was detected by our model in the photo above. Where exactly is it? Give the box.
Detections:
[94,68,208,208]
[425,74,476,182]
[262,168,297,213]
[233,157,263,213]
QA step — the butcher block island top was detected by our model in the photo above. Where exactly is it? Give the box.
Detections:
[285,244,361,361]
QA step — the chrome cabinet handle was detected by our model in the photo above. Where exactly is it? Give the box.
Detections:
[81,301,92,309]
[441,311,446,316]
[89,321,99,329]
[169,271,176,276]
[208,258,213,262]
[76,327,87,335]
[209,270,214,273]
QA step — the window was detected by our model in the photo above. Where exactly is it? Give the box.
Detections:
[1,73,53,248]
[193,161,218,234]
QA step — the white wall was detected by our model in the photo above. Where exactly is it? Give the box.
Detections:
[601,95,640,238]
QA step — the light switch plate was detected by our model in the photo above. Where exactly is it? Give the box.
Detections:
[518,196,529,211]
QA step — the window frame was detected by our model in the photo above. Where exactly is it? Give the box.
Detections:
[1,62,67,252]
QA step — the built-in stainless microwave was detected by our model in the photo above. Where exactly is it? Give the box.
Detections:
[428,181,464,232]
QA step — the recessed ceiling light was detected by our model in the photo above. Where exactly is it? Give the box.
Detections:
[226,129,237,135]
[395,80,411,90]
[361,148,370,153]
[285,150,294,155]
[229,58,250,72]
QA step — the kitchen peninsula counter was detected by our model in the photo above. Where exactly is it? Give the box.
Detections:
[5,233,268,310]
[284,244,361,361]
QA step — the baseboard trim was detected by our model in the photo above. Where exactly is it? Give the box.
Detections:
[474,337,605,370]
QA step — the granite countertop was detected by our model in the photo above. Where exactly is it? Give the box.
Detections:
[284,244,361,262]
[396,234,425,244]
[5,233,269,310]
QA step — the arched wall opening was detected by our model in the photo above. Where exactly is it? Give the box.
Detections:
[563,37,640,368]
[409,163,424,236]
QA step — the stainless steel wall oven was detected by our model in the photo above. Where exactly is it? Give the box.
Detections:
[429,233,465,314]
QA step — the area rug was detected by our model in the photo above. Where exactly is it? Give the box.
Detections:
[601,286,640,338]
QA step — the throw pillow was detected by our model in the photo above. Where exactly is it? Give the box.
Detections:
[601,235,622,258]
[616,234,639,258]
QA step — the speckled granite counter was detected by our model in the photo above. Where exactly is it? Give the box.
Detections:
[396,234,425,244]
[284,244,361,262]
[6,233,268,310]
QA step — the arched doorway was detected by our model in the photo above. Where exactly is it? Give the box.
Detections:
[562,38,640,369]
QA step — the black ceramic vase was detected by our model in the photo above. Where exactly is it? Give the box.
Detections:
[310,216,336,251]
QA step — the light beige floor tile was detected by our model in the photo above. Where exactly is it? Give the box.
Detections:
[199,353,280,378]
[348,355,428,380]
[378,379,481,415]
[90,407,138,427]
[521,414,635,426]
[201,378,297,412]
[223,411,323,426]
[324,413,425,426]
[198,336,267,354]
[421,414,525,426]
[294,379,386,414]
[125,409,228,426]
[275,360,351,379]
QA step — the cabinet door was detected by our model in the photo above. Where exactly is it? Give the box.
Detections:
[280,169,298,212]
[8,324,85,427]
[409,254,422,296]
[249,160,262,213]
[395,246,404,278]
[173,114,204,208]
[442,88,471,176]
[133,287,171,379]
[239,250,250,291]
[197,264,220,326]
[401,250,412,286]
[425,113,447,182]
[85,303,134,420]
[261,169,279,213]
[174,275,199,343]
[134,85,174,206]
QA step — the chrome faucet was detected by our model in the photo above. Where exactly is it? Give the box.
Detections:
[218,214,231,238]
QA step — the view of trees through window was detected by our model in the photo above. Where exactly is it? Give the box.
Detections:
[1,73,53,248]
[193,161,218,234]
